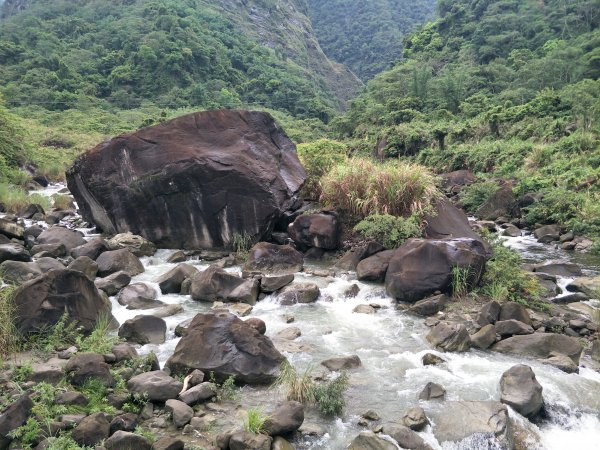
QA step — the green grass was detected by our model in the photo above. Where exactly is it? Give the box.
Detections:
[244,408,268,434]
[0,183,51,213]
[274,361,315,404]
[451,266,473,299]
[76,313,120,355]
[353,213,422,249]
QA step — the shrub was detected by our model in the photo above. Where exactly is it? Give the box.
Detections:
[313,372,349,416]
[244,408,268,434]
[353,214,422,249]
[458,181,499,213]
[480,237,545,308]
[296,139,348,199]
[320,158,440,218]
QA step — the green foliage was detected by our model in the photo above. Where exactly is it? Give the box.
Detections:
[313,372,349,417]
[123,392,149,414]
[133,426,156,443]
[45,434,93,450]
[0,286,19,359]
[76,314,120,355]
[243,408,268,434]
[451,266,473,299]
[307,0,436,80]
[0,0,344,120]
[232,233,253,261]
[274,361,315,404]
[459,181,500,214]
[79,378,117,414]
[480,237,545,309]
[208,372,239,402]
[296,139,348,199]
[11,363,33,383]
[353,214,422,249]
[10,417,41,449]
[0,184,51,213]
[320,158,441,218]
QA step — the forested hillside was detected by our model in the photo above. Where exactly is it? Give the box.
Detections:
[307,0,436,80]
[333,0,600,238]
[0,0,360,120]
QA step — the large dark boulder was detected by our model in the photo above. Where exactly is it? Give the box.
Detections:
[190,265,259,304]
[0,217,24,239]
[157,263,198,294]
[12,269,113,335]
[356,250,394,282]
[385,238,487,302]
[242,242,303,275]
[66,110,306,249]
[263,401,304,436]
[288,211,340,250]
[0,395,33,449]
[165,311,285,384]
[475,183,519,220]
[118,315,166,345]
[96,248,144,277]
[127,371,183,402]
[334,241,385,271]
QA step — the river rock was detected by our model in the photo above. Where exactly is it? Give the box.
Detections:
[157,263,198,294]
[30,242,66,257]
[288,211,340,250]
[96,248,144,277]
[245,317,267,334]
[36,226,86,251]
[191,265,259,304]
[430,401,511,448]
[475,183,518,221]
[127,371,183,402]
[0,260,41,283]
[94,270,131,295]
[153,437,185,450]
[540,352,579,373]
[552,292,589,304]
[492,334,583,365]
[534,224,561,243]
[409,294,449,316]
[71,237,108,260]
[12,268,113,335]
[118,315,166,345]
[476,300,501,327]
[500,365,543,418]
[426,322,471,352]
[321,355,361,371]
[422,353,446,365]
[165,311,285,384]
[111,343,138,363]
[0,243,31,263]
[104,431,152,450]
[260,273,295,293]
[385,238,487,302]
[165,399,193,428]
[353,304,376,314]
[532,262,582,278]
[423,198,489,250]
[178,382,217,406]
[0,394,33,448]
[356,250,394,282]
[0,217,24,239]
[499,302,531,325]
[229,431,273,450]
[470,324,497,349]
[107,232,156,257]
[494,319,534,337]
[383,424,433,450]
[418,382,446,401]
[72,412,110,446]
[36,256,65,273]
[65,353,115,387]
[264,401,304,436]
[275,327,301,340]
[67,256,98,280]
[109,413,138,434]
[566,276,600,297]
[117,283,163,309]
[348,431,397,450]
[502,224,521,237]
[334,241,385,271]
[272,437,295,450]
[243,242,303,275]
[67,110,305,249]
[278,282,320,305]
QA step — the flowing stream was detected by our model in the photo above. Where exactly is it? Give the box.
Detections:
[7,184,600,449]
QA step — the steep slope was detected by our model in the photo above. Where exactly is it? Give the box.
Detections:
[307,0,436,80]
[0,0,361,119]
[334,0,600,237]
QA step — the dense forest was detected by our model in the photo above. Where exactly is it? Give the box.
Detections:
[332,0,600,237]
[307,0,436,80]
[0,0,359,120]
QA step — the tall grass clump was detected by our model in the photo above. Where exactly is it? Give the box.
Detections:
[297,139,348,199]
[353,214,422,249]
[320,158,441,218]
[0,183,51,213]
[244,408,268,434]
[274,361,315,404]
[77,314,120,354]
[0,286,20,361]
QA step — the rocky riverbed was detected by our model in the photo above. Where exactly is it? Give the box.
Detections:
[1,182,599,450]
